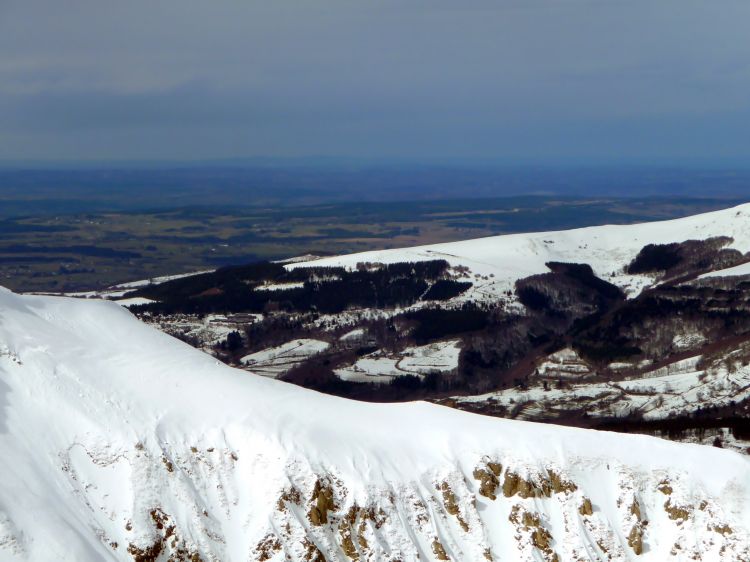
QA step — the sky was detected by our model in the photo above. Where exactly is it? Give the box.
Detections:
[1,0,750,165]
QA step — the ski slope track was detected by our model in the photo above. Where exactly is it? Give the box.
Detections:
[1,289,750,561]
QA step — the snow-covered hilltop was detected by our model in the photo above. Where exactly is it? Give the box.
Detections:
[1,287,750,561]
[289,202,750,301]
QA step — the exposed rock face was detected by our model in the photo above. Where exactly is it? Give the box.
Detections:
[579,498,593,516]
[473,461,502,499]
[247,458,747,561]
[9,417,750,562]
[502,468,577,499]
[308,479,337,526]
[431,539,449,560]
[126,508,203,562]
[627,523,644,555]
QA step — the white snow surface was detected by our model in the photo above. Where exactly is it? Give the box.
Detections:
[240,338,330,378]
[339,328,365,341]
[536,348,592,378]
[2,286,750,560]
[288,203,750,300]
[335,340,461,383]
[456,355,750,422]
[112,297,155,308]
[254,282,305,292]
[700,260,750,279]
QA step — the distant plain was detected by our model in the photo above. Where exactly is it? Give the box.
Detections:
[0,165,746,292]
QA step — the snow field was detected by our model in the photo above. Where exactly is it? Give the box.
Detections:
[241,339,330,378]
[334,340,461,383]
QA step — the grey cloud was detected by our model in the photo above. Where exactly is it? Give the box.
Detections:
[0,0,749,163]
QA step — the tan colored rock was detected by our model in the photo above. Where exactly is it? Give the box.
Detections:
[473,463,501,500]
[663,499,690,521]
[548,470,577,494]
[440,482,469,531]
[432,539,449,560]
[578,498,593,516]
[255,534,282,562]
[657,480,673,495]
[628,524,643,555]
[630,499,641,520]
[308,479,336,526]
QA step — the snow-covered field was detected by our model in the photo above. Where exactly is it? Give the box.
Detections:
[1,288,749,561]
[335,340,461,383]
[456,356,750,423]
[288,203,750,303]
[240,339,330,378]
[536,348,592,378]
[111,296,154,308]
[700,260,750,279]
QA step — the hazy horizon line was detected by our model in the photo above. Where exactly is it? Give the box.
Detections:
[2,156,750,171]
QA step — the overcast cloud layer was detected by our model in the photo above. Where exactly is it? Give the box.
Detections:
[1,0,749,163]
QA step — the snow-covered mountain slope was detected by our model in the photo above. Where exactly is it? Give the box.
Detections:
[1,288,750,561]
[289,202,750,299]
[453,351,750,422]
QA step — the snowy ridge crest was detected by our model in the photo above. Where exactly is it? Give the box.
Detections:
[0,269,750,559]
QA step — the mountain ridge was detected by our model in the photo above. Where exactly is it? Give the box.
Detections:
[1,286,750,560]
